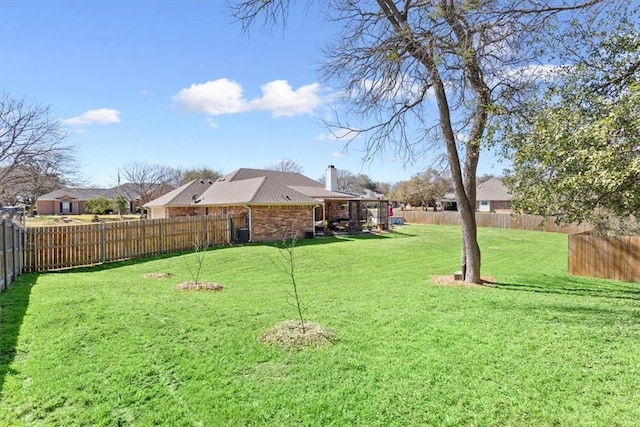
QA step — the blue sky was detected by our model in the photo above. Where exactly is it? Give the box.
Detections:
[1,0,506,187]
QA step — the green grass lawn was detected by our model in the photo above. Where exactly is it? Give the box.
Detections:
[1,224,639,426]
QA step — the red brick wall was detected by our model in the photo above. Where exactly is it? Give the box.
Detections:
[205,206,248,217]
[325,200,349,220]
[491,201,512,212]
[476,200,512,213]
[250,205,313,242]
[35,200,55,215]
[36,197,83,215]
[167,206,206,217]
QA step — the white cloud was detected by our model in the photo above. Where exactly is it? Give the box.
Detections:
[174,78,324,119]
[64,108,121,126]
[206,118,219,129]
[173,79,246,115]
[249,80,322,117]
[331,151,345,158]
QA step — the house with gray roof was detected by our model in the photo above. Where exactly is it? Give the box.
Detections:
[476,178,512,213]
[437,178,512,213]
[35,186,144,215]
[144,166,390,242]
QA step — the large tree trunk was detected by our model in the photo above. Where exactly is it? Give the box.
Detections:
[429,69,483,284]
[459,198,481,283]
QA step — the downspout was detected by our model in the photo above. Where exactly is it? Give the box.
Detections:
[244,205,252,242]
[312,205,317,237]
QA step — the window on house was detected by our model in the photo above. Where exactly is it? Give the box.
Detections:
[222,207,228,217]
[60,201,71,214]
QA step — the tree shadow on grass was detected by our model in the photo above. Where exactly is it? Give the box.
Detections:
[0,273,38,397]
[249,229,418,248]
[492,274,640,302]
[39,229,420,274]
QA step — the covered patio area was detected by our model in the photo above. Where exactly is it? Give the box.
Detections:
[315,198,390,235]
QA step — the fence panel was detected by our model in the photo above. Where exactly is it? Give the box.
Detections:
[397,211,591,234]
[24,214,245,272]
[1,219,24,292]
[568,235,640,283]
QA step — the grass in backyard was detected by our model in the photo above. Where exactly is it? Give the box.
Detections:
[24,214,141,227]
[1,224,639,426]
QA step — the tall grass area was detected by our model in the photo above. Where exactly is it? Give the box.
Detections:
[1,224,639,426]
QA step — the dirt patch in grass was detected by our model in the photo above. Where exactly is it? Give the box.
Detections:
[431,275,496,287]
[143,272,173,279]
[260,320,335,349]
[175,282,224,291]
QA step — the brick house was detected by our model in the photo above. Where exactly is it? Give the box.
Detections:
[35,186,144,215]
[476,178,512,213]
[144,166,390,242]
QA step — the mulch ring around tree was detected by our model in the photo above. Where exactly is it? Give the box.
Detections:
[431,275,496,287]
[143,272,173,279]
[260,320,335,349]
[175,282,224,291]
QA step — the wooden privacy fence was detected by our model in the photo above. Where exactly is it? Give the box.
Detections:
[398,211,591,234]
[1,219,25,292]
[24,214,247,272]
[569,234,640,283]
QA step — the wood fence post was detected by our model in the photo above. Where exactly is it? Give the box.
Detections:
[100,223,106,263]
[11,222,17,281]
[1,220,6,291]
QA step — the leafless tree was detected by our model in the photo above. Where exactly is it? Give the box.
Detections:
[118,161,174,205]
[171,166,223,186]
[232,0,621,283]
[0,93,75,206]
[265,158,304,173]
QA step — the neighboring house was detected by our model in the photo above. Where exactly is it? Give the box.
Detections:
[437,178,512,213]
[439,189,457,211]
[475,178,512,213]
[144,166,390,242]
[35,186,143,215]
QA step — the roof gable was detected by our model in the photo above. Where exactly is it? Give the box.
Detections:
[144,179,214,207]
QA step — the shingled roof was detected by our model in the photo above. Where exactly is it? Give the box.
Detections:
[144,179,214,207]
[144,168,358,208]
[196,176,318,206]
[219,168,323,188]
[37,187,126,201]
[476,178,512,201]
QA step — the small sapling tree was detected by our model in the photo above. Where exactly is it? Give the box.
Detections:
[271,227,306,333]
[175,233,223,291]
[185,233,209,286]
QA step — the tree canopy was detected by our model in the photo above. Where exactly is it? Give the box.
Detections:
[502,21,639,227]
[391,168,451,208]
[232,0,624,282]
